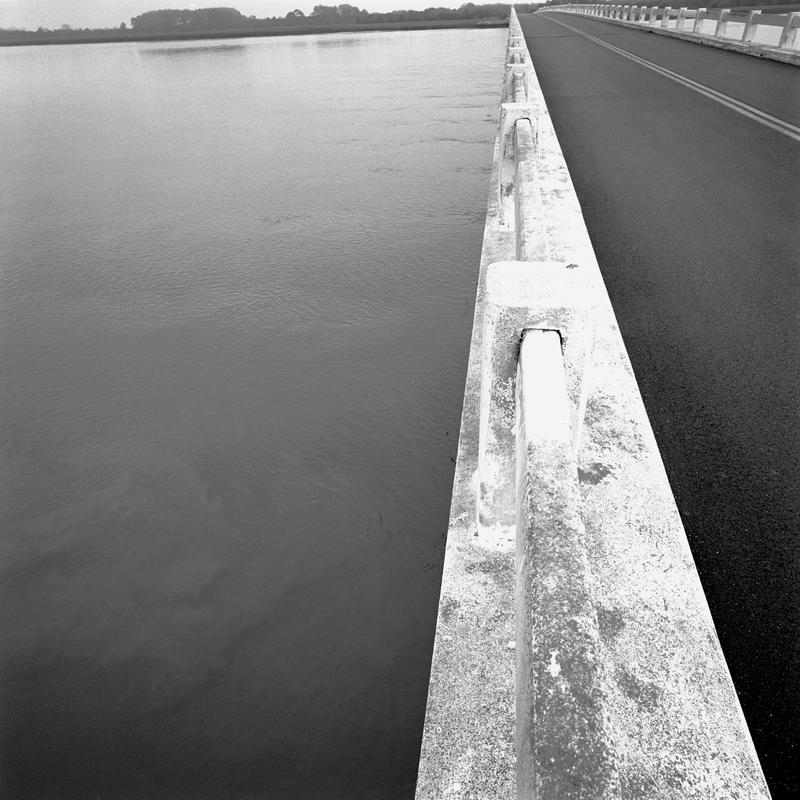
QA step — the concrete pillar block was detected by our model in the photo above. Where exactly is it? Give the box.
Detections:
[478,261,596,528]
[499,103,536,147]
[502,67,530,105]
[675,7,687,31]
[508,44,527,64]
[662,6,672,27]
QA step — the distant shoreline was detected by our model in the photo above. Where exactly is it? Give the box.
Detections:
[0,17,508,47]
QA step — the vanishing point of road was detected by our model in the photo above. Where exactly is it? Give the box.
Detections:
[518,12,798,797]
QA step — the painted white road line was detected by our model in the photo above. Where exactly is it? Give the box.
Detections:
[542,13,800,143]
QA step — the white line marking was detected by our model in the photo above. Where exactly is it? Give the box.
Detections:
[541,13,800,143]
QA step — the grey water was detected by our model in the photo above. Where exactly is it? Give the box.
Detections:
[0,28,505,799]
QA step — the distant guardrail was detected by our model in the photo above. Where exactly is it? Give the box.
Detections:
[542,3,800,62]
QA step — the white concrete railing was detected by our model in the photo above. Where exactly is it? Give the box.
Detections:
[545,3,800,52]
[415,7,770,799]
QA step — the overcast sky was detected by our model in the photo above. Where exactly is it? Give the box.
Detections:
[0,0,451,29]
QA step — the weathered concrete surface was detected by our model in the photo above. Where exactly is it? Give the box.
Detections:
[415,9,770,799]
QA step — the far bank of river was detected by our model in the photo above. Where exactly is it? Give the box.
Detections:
[0,17,507,47]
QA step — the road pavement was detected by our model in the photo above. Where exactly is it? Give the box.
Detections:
[518,12,799,797]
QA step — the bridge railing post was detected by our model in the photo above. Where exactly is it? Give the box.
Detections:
[693,8,707,33]
[661,6,672,27]
[741,10,761,42]
[715,8,730,37]
[778,11,800,48]
[675,7,687,31]
[648,6,658,24]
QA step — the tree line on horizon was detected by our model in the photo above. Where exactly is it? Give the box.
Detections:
[2,2,541,35]
[126,3,544,33]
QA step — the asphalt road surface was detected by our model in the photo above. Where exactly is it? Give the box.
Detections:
[518,12,799,798]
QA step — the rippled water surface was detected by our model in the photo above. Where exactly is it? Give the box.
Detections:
[0,28,505,799]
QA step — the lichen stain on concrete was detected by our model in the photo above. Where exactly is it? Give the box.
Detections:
[616,666,664,712]
[440,596,460,623]
[578,461,613,485]
[464,551,515,590]
[582,389,646,458]
[596,605,626,641]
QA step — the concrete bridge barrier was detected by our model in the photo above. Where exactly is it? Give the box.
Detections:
[415,8,771,799]
[547,2,800,64]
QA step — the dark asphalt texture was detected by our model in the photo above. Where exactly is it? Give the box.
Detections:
[519,12,799,798]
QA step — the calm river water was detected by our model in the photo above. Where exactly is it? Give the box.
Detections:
[0,28,505,799]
